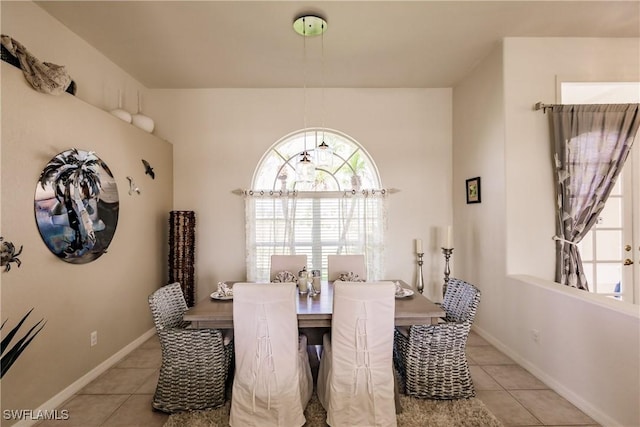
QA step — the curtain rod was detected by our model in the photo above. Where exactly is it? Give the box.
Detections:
[232,188,400,198]
[534,102,554,113]
[534,102,638,113]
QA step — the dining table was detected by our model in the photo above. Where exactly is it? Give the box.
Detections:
[183,280,445,332]
[184,279,443,413]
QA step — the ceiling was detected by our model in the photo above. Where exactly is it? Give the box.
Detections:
[36,1,640,89]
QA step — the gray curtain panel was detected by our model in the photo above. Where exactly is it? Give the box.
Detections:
[550,104,640,290]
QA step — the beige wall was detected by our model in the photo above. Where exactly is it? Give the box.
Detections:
[453,37,640,426]
[1,1,454,418]
[0,3,174,421]
[1,64,173,423]
[5,1,638,425]
[145,87,453,303]
[1,1,149,119]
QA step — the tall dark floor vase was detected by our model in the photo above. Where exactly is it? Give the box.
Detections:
[168,210,196,307]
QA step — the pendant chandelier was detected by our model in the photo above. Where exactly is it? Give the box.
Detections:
[315,17,333,169]
[293,14,331,183]
[296,150,315,183]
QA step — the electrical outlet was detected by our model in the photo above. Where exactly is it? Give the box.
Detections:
[531,329,539,343]
[90,331,98,347]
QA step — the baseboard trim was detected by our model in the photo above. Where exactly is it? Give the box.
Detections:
[13,328,156,427]
[471,325,620,427]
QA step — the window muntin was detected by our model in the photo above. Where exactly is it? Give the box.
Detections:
[252,128,380,192]
[247,129,386,282]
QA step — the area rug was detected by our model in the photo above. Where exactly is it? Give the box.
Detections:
[163,393,503,427]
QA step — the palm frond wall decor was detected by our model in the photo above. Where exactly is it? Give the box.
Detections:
[1,308,46,379]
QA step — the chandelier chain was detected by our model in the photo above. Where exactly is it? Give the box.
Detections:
[303,17,307,148]
[321,20,326,142]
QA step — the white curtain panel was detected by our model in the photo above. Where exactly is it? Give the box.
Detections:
[244,190,389,282]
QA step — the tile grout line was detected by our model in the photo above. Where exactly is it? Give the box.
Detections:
[40,334,597,427]
[98,393,133,427]
[504,389,545,426]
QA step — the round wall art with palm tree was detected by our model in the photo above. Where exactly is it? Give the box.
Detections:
[34,149,119,264]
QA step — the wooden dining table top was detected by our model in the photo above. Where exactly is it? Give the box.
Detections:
[184,280,445,329]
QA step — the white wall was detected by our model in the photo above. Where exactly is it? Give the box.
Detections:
[452,44,506,335]
[499,275,640,427]
[502,37,640,427]
[454,37,640,426]
[145,87,454,303]
[504,37,640,277]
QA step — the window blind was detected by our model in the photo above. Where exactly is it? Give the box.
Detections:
[245,191,388,282]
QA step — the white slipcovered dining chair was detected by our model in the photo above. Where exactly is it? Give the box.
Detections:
[269,254,307,282]
[327,254,366,281]
[317,281,397,427]
[229,283,313,427]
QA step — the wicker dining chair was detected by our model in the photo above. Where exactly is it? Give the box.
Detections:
[393,278,480,399]
[148,282,233,413]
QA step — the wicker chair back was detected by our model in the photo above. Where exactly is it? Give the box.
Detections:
[442,278,481,323]
[149,282,188,331]
[393,278,481,400]
[147,282,233,413]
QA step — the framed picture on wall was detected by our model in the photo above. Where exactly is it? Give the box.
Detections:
[466,177,481,204]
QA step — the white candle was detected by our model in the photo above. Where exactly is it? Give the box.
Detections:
[415,238,423,253]
[444,226,453,249]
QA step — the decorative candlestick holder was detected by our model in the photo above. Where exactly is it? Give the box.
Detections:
[441,247,454,297]
[416,252,425,294]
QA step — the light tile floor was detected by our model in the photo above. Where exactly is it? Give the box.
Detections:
[466,332,599,427]
[36,330,599,427]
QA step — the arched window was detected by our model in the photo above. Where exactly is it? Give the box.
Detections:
[244,128,389,282]
[253,128,380,191]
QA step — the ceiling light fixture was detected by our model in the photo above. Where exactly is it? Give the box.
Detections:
[315,19,333,169]
[293,14,328,184]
